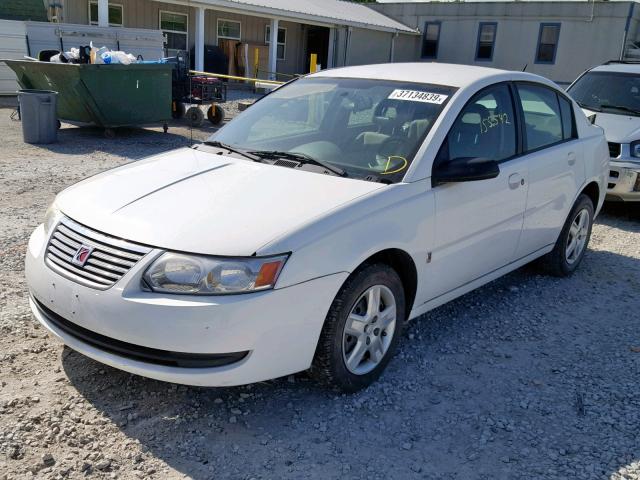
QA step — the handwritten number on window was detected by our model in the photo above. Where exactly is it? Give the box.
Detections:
[480,113,510,134]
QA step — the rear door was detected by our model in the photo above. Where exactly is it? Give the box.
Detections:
[426,83,529,300]
[513,83,585,258]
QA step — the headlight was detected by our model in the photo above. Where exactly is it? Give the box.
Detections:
[142,252,289,295]
[631,140,640,159]
[43,203,61,236]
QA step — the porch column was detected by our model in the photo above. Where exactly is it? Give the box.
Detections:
[327,27,335,69]
[195,7,205,72]
[268,18,279,80]
[389,32,398,62]
[97,0,109,27]
[343,26,352,66]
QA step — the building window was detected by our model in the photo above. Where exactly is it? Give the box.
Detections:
[536,23,560,64]
[160,11,188,54]
[421,22,440,59]
[88,1,123,27]
[217,19,241,41]
[265,25,286,60]
[476,22,497,61]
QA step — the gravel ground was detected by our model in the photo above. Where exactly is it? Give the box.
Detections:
[1,92,639,480]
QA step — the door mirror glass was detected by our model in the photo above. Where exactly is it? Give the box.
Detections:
[433,157,500,184]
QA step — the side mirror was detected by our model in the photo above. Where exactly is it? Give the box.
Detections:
[432,157,500,185]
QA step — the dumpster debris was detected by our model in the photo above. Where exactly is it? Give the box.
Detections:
[49,43,136,65]
[99,51,136,65]
[4,59,173,136]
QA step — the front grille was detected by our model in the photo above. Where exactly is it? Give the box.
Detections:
[608,142,621,158]
[46,217,151,290]
[33,297,249,368]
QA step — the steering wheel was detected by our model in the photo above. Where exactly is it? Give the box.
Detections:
[369,136,409,174]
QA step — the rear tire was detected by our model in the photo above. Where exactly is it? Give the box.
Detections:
[541,194,594,277]
[207,105,225,125]
[311,263,405,392]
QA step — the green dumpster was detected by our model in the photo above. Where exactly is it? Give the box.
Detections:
[4,60,172,131]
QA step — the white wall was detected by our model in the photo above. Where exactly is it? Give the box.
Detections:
[373,1,640,85]
[0,20,27,95]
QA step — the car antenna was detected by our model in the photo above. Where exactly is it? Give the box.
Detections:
[522,64,528,72]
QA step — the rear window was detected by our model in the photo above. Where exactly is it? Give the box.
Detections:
[517,84,563,151]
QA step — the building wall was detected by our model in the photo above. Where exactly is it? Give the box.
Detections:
[331,27,418,68]
[346,28,393,65]
[63,0,304,74]
[373,1,640,85]
[64,0,196,47]
[202,10,303,75]
[392,32,420,62]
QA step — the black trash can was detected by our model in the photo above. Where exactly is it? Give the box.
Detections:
[17,89,58,144]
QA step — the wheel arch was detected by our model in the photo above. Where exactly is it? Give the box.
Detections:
[353,248,418,320]
[580,181,600,209]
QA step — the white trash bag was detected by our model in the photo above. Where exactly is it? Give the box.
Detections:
[100,51,137,65]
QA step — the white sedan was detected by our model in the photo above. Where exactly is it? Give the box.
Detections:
[26,63,608,392]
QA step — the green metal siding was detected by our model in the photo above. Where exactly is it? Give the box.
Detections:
[0,0,48,21]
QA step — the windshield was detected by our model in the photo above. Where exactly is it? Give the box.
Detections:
[209,77,455,182]
[568,71,640,116]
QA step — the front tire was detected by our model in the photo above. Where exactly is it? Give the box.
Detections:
[186,106,204,127]
[541,194,594,276]
[311,264,405,392]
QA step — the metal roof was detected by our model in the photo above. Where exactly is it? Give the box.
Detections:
[192,0,418,33]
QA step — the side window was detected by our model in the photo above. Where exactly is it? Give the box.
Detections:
[476,23,497,61]
[535,23,560,64]
[444,84,516,162]
[558,96,576,140]
[421,22,440,59]
[517,84,563,151]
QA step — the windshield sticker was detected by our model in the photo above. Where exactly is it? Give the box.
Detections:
[381,156,408,175]
[387,90,448,104]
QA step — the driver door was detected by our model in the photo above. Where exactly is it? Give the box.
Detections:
[426,83,529,300]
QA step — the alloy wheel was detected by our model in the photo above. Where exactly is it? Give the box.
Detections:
[565,208,590,265]
[342,285,397,375]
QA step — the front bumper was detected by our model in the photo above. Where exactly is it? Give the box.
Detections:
[26,224,348,386]
[606,160,640,202]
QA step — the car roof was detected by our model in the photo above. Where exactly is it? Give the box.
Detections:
[590,62,640,74]
[310,62,522,88]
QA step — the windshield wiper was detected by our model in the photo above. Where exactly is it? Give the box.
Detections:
[248,150,347,177]
[576,101,602,112]
[202,141,260,161]
[600,104,640,115]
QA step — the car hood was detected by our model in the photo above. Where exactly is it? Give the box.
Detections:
[582,108,640,143]
[56,147,383,256]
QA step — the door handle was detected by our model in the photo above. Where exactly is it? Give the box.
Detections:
[508,173,522,189]
[568,152,577,166]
